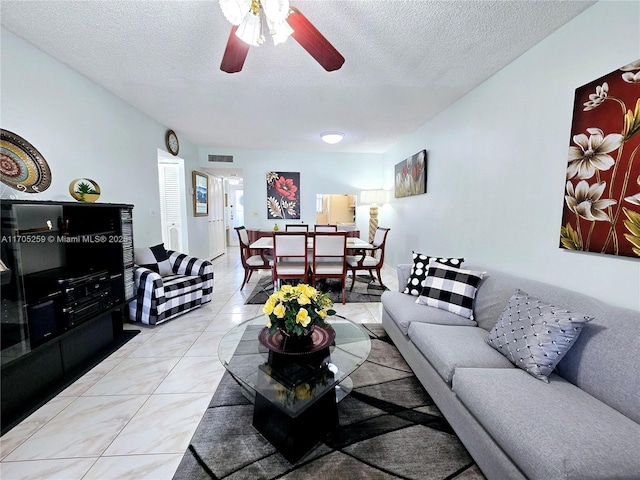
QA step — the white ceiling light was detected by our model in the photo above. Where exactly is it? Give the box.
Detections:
[320,132,344,144]
[219,0,293,47]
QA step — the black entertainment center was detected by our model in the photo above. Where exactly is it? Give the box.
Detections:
[1,199,138,434]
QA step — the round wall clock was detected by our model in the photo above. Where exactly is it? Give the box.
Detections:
[0,129,52,193]
[165,129,179,156]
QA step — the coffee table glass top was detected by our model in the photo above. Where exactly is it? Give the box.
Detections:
[218,316,372,414]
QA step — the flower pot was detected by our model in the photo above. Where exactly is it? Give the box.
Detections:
[280,327,314,350]
[258,324,335,356]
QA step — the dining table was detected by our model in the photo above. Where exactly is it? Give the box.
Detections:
[249,235,374,251]
[249,234,378,292]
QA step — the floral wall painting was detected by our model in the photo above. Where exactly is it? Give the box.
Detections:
[267,171,300,219]
[561,59,640,258]
[395,150,427,198]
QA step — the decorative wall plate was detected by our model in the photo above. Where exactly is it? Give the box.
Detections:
[0,129,52,193]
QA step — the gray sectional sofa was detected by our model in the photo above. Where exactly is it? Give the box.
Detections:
[381,263,640,480]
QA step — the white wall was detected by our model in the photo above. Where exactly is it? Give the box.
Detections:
[3,1,638,311]
[198,147,385,235]
[0,26,384,260]
[381,1,640,311]
[1,28,203,255]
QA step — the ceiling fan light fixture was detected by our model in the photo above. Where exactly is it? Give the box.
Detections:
[219,0,252,25]
[219,0,344,73]
[235,11,263,46]
[221,0,292,47]
[321,132,344,144]
[268,18,294,45]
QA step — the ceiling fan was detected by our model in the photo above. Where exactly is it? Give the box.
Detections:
[219,0,345,74]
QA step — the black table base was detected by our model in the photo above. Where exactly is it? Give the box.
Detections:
[252,387,338,463]
[251,348,338,463]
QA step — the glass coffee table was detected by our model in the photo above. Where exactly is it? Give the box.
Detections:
[218,316,371,462]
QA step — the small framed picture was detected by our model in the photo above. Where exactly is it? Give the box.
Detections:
[193,171,208,217]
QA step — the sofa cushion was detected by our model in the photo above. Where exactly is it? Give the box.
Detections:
[396,264,412,292]
[407,322,513,384]
[135,244,172,276]
[403,252,464,296]
[416,263,485,319]
[452,368,640,480]
[554,303,640,425]
[486,290,592,382]
[162,274,204,299]
[381,291,477,335]
[393,264,640,424]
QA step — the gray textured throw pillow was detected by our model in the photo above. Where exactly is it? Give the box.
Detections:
[486,289,593,382]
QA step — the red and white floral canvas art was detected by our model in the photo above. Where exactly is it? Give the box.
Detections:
[394,150,427,198]
[267,171,300,220]
[560,59,640,258]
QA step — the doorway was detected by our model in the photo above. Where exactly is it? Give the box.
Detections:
[157,150,188,252]
[208,175,226,259]
[203,168,244,248]
[227,180,244,247]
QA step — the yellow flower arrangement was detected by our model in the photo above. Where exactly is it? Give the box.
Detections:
[263,283,335,337]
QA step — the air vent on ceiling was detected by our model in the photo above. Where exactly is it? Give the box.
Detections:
[208,154,233,163]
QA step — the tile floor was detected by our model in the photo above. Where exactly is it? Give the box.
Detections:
[0,247,398,480]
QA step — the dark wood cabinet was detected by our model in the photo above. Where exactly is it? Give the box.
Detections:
[1,200,138,434]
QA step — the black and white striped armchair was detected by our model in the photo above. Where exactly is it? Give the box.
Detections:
[128,247,214,325]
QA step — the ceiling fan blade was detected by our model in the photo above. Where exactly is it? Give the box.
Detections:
[287,6,345,72]
[220,26,250,73]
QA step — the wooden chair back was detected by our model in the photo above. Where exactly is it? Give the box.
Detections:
[314,224,338,232]
[311,232,348,303]
[272,232,309,287]
[285,224,309,232]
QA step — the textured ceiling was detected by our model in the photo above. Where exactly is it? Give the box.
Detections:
[1,0,594,154]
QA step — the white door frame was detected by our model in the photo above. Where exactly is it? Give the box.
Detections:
[227,183,244,247]
[157,149,189,252]
[208,175,226,259]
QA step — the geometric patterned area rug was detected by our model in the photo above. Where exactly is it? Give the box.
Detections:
[172,324,484,480]
[245,275,387,305]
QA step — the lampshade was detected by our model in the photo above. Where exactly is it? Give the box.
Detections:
[360,189,389,205]
[360,189,388,243]
[220,0,293,46]
[320,132,344,144]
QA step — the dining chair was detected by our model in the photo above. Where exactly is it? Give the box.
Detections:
[310,231,348,304]
[346,227,390,291]
[234,226,271,290]
[285,224,310,232]
[314,224,338,232]
[272,232,309,289]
